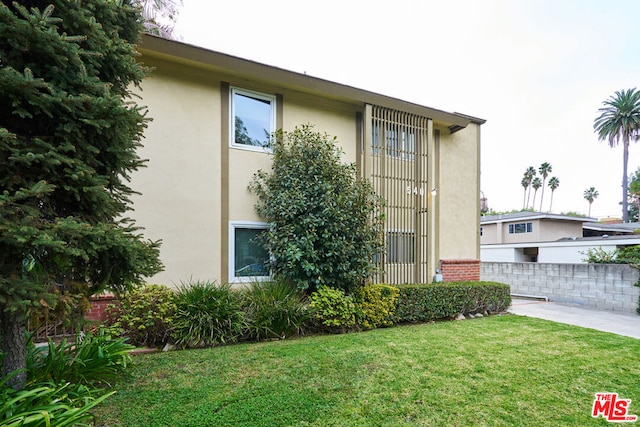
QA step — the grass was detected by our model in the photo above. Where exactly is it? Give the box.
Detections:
[95,315,640,426]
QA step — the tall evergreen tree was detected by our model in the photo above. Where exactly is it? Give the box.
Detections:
[0,0,162,389]
[594,88,640,223]
[531,177,542,211]
[538,162,552,211]
[584,187,599,217]
[547,176,560,212]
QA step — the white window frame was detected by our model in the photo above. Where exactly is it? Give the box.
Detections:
[229,221,271,283]
[229,87,276,153]
[508,222,533,234]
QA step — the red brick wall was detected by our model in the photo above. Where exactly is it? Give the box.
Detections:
[85,294,117,322]
[440,259,480,282]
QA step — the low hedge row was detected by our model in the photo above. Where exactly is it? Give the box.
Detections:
[101,281,512,347]
[393,281,511,323]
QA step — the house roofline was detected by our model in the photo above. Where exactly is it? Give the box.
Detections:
[138,35,485,130]
[480,212,594,225]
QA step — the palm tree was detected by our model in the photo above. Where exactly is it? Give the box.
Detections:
[538,162,552,211]
[138,0,182,38]
[548,177,560,212]
[531,177,542,211]
[584,187,599,217]
[524,166,536,209]
[593,88,640,223]
[521,176,529,209]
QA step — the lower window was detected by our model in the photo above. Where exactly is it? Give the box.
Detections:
[387,231,415,263]
[229,222,270,282]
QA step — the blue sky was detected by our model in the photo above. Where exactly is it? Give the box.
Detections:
[172,0,640,219]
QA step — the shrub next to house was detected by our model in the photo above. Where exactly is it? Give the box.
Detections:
[393,282,511,323]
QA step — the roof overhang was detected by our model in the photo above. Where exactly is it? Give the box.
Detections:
[138,35,485,131]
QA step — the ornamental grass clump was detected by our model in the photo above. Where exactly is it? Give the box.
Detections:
[27,330,134,389]
[172,280,246,348]
[241,281,309,341]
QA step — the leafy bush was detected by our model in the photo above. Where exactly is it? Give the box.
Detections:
[354,284,400,330]
[308,286,357,333]
[241,281,309,341]
[104,284,176,347]
[172,281,246,348]
[393,282,511,323]
[27,330,134,388]
[1,371,113,427]
[248,125,385,293]
[581,247,619,263]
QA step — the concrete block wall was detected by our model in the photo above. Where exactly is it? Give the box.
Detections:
[481,262,640,315]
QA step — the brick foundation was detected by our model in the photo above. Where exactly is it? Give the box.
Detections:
[85,294,117,322]
[440,259,480,282]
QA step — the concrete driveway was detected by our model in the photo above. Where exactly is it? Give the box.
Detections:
[509,298,640,339]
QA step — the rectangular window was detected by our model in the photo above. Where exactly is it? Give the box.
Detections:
[387,231,415,263]
[230,87,276,151]
[508,222,533,234]
[229,222,270,282]
[371,126,415,160]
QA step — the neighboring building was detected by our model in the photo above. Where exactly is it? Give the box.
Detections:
[131,35,485,287]
[481,212,640,263]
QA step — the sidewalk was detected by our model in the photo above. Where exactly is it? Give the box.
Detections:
[509,298,640,339]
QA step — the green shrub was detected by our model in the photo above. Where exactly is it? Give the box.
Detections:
[27,330,134,388]
[248,125,385,294]
[172,281,246,348]
[104,284,176,347]
[308,286,357,333]
[241,281,309,341]
[393,281,511,323]
[354,284,399,330]
[1,371,113,427]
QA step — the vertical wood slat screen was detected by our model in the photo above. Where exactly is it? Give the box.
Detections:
[370,106,429,284]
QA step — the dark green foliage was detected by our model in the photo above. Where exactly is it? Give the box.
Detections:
[0,0,162,384]
[172,281,247,348]
[104,284,176,347]
[27,330,134,388]
[393,282,511,323]
[308,286,357,333]
[249,125,385,293]
[241,281,308,341]
[354,284,399,330]
[1,374,114,427]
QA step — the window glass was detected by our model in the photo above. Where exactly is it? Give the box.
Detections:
[386,231,415,263]
[508,222,533,234]
[233,226,270,279]
[231,88,275,149]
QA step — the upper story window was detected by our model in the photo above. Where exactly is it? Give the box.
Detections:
[230,87,276,152]
[371,123,415,160]
[508,222,533,234]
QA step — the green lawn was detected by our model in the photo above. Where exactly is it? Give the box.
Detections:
[95,315,640,426]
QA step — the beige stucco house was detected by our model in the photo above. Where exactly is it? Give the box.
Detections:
[481,212,640,263]
[130,34,485,287]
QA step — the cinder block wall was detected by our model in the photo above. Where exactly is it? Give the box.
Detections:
[481,262,640,314]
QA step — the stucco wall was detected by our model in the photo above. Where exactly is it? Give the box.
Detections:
[131,61,223,285]
[481,262,640,314]
[437,123,481,261]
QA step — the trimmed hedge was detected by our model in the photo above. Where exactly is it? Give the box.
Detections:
[393,281,511,323]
